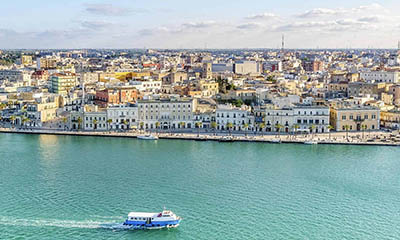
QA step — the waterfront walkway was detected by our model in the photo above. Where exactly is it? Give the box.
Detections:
[1,127,400,147]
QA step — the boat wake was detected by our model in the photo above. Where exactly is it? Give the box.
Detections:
[0,216,126,230]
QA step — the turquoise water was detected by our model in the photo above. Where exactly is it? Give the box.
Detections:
[1,133,400,239]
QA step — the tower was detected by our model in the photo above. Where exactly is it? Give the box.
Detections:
[202,62,212,79]
[281,34,285,52]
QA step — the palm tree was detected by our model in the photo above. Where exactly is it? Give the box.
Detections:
[243,123,249,137]
[327,125,334,140]
[211,121,217,136]
[107,119,113,131]
[77,117,82,131]
[179,122,185,129]
[275,123,283,136]
[9,115,16,128]
[122,119,129,131]
[309,124,316,139]
[226,122,234,136]
[344,125,350,140]
[21,117,29,129]
[292,124,300,138]
[62,117,68,130]
[93,119,98,130]
[259,123,266,133]
[155,122,161,133]
[361,124,368,139]
[195,122,202,137]
[139,122,144,131]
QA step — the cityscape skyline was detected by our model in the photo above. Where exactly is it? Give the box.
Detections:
[1,0,400,49]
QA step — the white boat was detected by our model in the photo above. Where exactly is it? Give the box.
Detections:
[304,140,318,145]
[137,134,159,140]
[123,209,181,229]
[271,139,281,143]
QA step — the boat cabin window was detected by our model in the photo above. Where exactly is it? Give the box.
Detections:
[163,215,170,217]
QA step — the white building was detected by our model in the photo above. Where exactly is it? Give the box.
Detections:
[107,104,139,130]
[360,71,399,83]
[137,98,196,130]
[129,80,162,92]
[215,104,253,131]
[264,105,330,133]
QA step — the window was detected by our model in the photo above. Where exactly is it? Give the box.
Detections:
[342,115,346,120]
[350,115,353,120]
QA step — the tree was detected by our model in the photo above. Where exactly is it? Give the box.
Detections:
[344,125,350,140]
[195,122,202,137]
[140,122,144,131]
[292,124,300,138]
[259,123,266,133]
[211,121,217,135]
[309,124,316,139]
[62,117,68,130]
[21,117,29,129]
[327,125,334,140]
[122,119,129,131]
[77,117,83,131]
[9,115,16,127]
[275,123,283,136]
[226,122,234,136]
[243,123,249,137]
[361,124,368,139]
[179,122,186,129]
[107,119,113,131]
[155,122,161,133]
[93,119,98,130]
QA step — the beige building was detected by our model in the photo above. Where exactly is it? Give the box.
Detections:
[380,110,400,129]
[330,106,380,131]
[137,98,196,130]
[199,80,219,97]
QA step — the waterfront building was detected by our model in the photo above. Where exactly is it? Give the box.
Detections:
[25,96,60,127]
[264,105,330,133]
[137,98,196,130]
[330,106,380,132]
[215,104,253,131]
[380,109,400,130]
[106,104,139,130]
[82,105,107,131]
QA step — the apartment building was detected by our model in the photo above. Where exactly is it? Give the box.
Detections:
[330,106,380,131]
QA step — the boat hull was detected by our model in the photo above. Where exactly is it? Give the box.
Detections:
[123,219,181,229]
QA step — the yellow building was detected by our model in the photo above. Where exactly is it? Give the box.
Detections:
[199,80,219,97]
[380,110,400,129]
[330,106,380,131]
[21,55,33,65]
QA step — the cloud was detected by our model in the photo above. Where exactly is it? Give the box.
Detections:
[85,4,135,16]
[182,21,218,29]
[297,8,344,18]
[357,15,383,23]
[237,22,262,30]
[81,21,114,30]
[246,12,277,20]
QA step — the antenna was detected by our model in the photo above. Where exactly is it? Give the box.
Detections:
[281,34,285,52]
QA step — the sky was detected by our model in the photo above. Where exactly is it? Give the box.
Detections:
[0,0,400,49]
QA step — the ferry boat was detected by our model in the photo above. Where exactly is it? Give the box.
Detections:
[137,134,159,140]
[123,210,181,229]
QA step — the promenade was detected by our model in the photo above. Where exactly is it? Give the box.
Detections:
[1,127,400,147]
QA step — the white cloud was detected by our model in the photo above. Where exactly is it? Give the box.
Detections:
[84,4,140,16]
[297,8,343,18]
[182,21,218,29]
[236,22,263,30]
[246,12,278,20]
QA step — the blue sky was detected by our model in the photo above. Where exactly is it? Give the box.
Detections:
[0,0,399,49]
